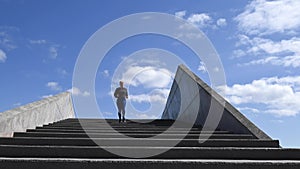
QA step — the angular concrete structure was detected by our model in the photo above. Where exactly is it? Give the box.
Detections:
[162,64,271,139]
[0,92,75,137]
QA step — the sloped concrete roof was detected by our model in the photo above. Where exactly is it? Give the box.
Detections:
[162,64,271,140]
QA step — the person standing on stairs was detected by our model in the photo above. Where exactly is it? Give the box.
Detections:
[114,81,128,123]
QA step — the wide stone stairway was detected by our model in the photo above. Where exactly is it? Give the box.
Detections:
[0,118,300,169]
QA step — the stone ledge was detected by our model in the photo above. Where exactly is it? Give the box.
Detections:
[0,92,75,137]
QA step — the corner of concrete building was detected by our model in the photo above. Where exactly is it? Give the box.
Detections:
[0,91,75,137]
[162,64,272,140]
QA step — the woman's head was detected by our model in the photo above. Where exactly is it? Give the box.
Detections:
[119,81,124,87]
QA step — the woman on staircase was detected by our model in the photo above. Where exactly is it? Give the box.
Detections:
[114,81,128,123]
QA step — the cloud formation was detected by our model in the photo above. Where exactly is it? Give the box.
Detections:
[29,39,47,44]
[101,69,110,77]
[41,94,53,99]
[243,55,300,68]
[68,87,90,97]
[219,76,300,116]
[0,49,6,63]
[237,35,300,55]
[121,66,173,89]
[175,10,227,29]
[235,0,300,35]
[46,82,62,91]
[187,13,212,28]
[236,35,300,67]
[198,61,207,73]
[29,39,60,60]
[216,18,227,27]
[175,10,186,18]
[0,27,18,51]
[129,88,170,104]
[49,45,58,59]
[56,68,68,77]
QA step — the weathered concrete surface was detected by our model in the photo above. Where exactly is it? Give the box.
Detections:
[1,158,300,169]
[0,92,75,137]
[162,65,271,140]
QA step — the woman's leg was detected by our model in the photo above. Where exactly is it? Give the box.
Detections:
[117,100,122,123]
[121,99,126,122]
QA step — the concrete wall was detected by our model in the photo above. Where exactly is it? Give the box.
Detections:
[162,65,271,140]
[0,92,75,137]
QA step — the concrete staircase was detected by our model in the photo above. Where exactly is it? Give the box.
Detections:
[0,118,300,169]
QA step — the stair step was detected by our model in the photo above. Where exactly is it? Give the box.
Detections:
[60,119,175,123]
[26,129,232,134]
[0,145,294,160]
[43,122,198,127]
[44,125,201,129]
[49,120,199,127]
[14,132,255,139]
[48,122,176,126]
[2,118,294,168]
[54,120,177,126]
[36,126,206,131]
[1,158,299,169]
[0,137,279,147]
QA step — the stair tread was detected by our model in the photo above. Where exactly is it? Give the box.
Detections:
[0,137,279,147]
[27,129,232,134]
[0,144,296,160]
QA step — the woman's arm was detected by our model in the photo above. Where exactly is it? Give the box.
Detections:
[114,88,119,98]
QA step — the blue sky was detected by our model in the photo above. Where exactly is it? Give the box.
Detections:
[1,0,300,148]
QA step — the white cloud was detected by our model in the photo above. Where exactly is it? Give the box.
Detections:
[238,107,260,113]
[176,11,227,29]
[68,87,90,97]
[174,11,227,39]
[13,102,22,107]
[218,76,300,116]
[28,39,60,60]
[235,0,300,35]
[187,13,212,28]
[213,67,220,72]
[129,113,158,119]
[129,89,170,104]
[243,55,300,68]
[235,34,251,47]
[198,61,207,73]
[216,18,227,27]
[102,112,113,116]
[101,69,110,77]
[232,49,247,58]
[46,82,62,91]
[41,94,53,99]
[49,46,58,59]
[176,31,204,39]
[29,39,47,44]
[236,35,300,67]
[176,12,212,32]
[271,119,284,123]
[0,28,17,51]
[121,66,173,89]
[175,10,186,18]
[243,36,300,55]
[56,68,68,77]
[0,49,7,63]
